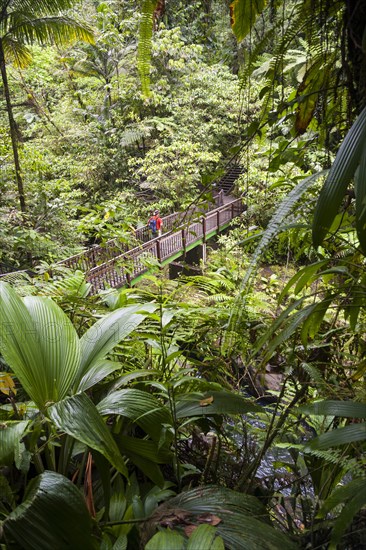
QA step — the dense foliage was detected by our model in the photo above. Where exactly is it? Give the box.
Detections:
[1,0,366,548]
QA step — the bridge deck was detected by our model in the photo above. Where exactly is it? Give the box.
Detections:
[82,198,245,294]
[1,159,245,293]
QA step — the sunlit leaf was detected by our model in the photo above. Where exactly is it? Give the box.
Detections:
[145,529,185,550]
[230,0,268,42]
[0,372,16,395]
[186,524,224,549]
[76,303,155,390]
[0,282,80,410]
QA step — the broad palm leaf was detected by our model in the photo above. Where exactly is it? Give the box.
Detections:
[142,486,297,549]
[0,281,155,480]
[0,281,153,409]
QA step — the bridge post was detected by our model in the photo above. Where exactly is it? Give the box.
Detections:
[156,239,161,263]
[217,210,220,232]
[201,243,207,264]
[202,216,206,242]
[182,228,186,253]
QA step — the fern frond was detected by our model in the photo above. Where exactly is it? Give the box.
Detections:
[137,0,157,97]
[120,126,151,147]
[224,171,326,349]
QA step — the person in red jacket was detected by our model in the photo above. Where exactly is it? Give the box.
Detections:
[147,210,163,238]
[155,210,163,237]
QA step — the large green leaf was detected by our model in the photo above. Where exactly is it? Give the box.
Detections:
[144,487,297,550]
[97,388,172,442]
[255,301,319,363]
[3,471,95,550]
[0,282,80,409]
[187,525,225,549]
[117,435,172,464]
[0,420,29,467]
[49,393,128,477]
[278,260,329,302]
[76,304,155,390]
[313,105,366,247]
[76,359,121,393]
[355,146,366,253]
[307,424,366,450]
[321,479,366,549]
[24,295,81,403]
[145,529,185,550]
[300,400,366,418]
[121,448,164,488]
[230,0,268,42]
[116,435,171,486]
[295,59,325,134]
[300,296,332,346]
[175,391,261,419]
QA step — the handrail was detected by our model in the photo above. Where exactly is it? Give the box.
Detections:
[87,198,246,294]
[57,194,224,273]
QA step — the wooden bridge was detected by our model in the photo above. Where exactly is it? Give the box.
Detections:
[59,196,246,294]
[1,153,246,293]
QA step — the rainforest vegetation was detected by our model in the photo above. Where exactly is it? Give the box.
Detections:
[1,0,366,548]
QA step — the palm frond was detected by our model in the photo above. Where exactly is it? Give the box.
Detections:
[313,105,366,248]
[3,471,94,549]
[142,486,297,549]
[1,36,31,66]
[8,0,77,18]
[0,282,80,410]
[7,15,94,48]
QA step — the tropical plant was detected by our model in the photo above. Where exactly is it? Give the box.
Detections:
[298,400,366,548]
[1,280,299,548]
[0,280,155,545]
[0,0,94,213]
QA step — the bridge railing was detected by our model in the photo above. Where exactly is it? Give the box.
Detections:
[87,198,246,293]
[57,194,223,272]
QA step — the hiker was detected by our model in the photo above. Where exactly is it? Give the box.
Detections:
[147,211,156,238]
[155,210,163,237]
[148,210,163,238]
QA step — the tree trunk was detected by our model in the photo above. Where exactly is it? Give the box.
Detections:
[345,0,366,112]
[0,38,27,214]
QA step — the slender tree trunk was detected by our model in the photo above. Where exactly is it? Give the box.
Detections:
[345,0,366,112]
[0,38,27,214]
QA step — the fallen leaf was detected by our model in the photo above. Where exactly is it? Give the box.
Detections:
[184,525,198,537]
[0,373,16,396]
[197,513,221,525]
[200,396,214,406]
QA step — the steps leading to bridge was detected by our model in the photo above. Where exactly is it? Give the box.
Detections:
[216,164,243,195]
